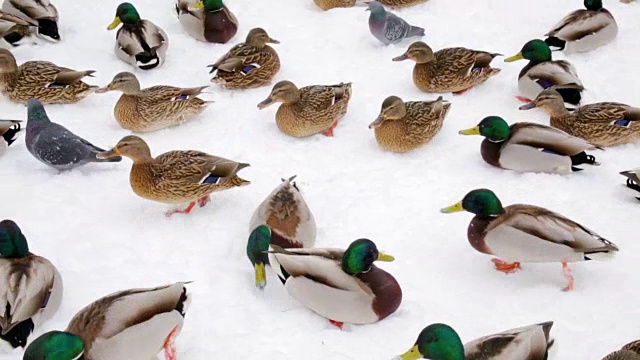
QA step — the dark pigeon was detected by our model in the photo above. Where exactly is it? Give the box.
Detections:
[367,1,425,45]
[24,99,122,170]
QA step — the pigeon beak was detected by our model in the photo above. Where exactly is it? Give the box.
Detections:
[97,148,120,159]
[392,53,409,61]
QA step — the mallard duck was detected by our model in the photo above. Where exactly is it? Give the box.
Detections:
[2,0,59,42]
[393,322,554,360]
[24,282,190,360]
[620,169,640,201]
[520,87,640,147]
[603,340,640,360]
[107,2,168,70]
[267,238,401,328]
[97,135,250,217]
[314,0,426,10]
[504,39,583,108]
[258,80,353,137]
[96,72,211,133]
[544,0,618,53]
[392,41,501,94]
[0,220,62,350]
[0,49,97,104]
[0,119,20,157]
[369,95,450,152]
[441,188,619,291]
[176,0,238,44]
[247,176,317,288]
[207,27,280,90]
[0,10,37,48]
[459,115,601,174]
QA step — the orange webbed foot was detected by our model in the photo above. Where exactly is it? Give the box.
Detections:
[491,258,521,274]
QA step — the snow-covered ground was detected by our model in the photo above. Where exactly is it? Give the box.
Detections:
[2,0,639,358]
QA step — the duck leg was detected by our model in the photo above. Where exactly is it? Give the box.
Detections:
[491,258,521,274]
[163,326,178,360]
[562,261,574,292]
[322,121,338,137]
[329,319,344,330]
[515,96,532,103]
[453,86,473,95]
[197,195,211,207]
[165,202,197,217]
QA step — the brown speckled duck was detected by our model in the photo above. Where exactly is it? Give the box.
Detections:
[24,283,190,360]
[520,87,640,147]
[393,41,501,94]
[369,95,450,152]
[441,188,619,291]
[0,49,97,104]
[207,27,280,89]
[96,72,211,133]
[97,135,250,217]
[314,0,427,10]
[269,238,401,329]
[459,116,601,174]
[603,340,640,360]
[258,80,352,137]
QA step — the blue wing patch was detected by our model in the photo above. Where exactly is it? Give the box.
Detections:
[612,119,631,127]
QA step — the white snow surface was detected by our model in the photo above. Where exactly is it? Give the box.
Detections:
[1,0,639,359]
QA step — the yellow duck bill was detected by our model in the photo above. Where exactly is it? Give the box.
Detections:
[504,52,524,62]
[458,126,480,135]
[440,201,464,213]
[107,17,121,30]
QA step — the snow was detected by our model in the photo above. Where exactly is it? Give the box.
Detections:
[1,0,639,359]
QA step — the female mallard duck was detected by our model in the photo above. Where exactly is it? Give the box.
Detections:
[97,135,250,217]
[0,220,62,351]
[544,0,618,53]
[0,49,97,104]
[314,0,426,10]
[0,10,37,48]
[369,95,450,152]
[603,340,640,360]
[247,176,317,288]
[504,39,583,108]
[107,2,168,70]
[441,188,619,291]
[392,41,501,94]
[459,115,600,174]
[0,119,20,157]
[258,80,353,137]
[2,0,59,42]
[268,238,401,328]
[620,169,640,201]
[393,322,554,360]
[24,282,190,360]
[176,0,238,44]
[520,87,640,147]
[207,27,280,89]
[96,72,211,133]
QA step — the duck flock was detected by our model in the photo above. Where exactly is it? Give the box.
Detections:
[0,0,639,359]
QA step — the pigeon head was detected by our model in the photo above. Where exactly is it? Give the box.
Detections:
[366,1,386,16]
[27,99,50,123]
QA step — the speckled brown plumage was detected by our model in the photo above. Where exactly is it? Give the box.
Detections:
[259,81,352,137]
[394,42,501,93]
[526,88,640,147]
[603,340,640,360]
[0,49,97,104]
[370,95,450,152]
[98,136,250,205]
[99,72,210,133]
[265,185,301,238]
[208,27,280,89]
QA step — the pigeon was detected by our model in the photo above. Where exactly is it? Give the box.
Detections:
[367,1,424,45]
[0,119,21,156]
[24,98,122,170]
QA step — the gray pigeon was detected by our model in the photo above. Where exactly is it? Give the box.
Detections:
[367,1,424,45]
[25,98,122,170]
[0,119,21,156]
